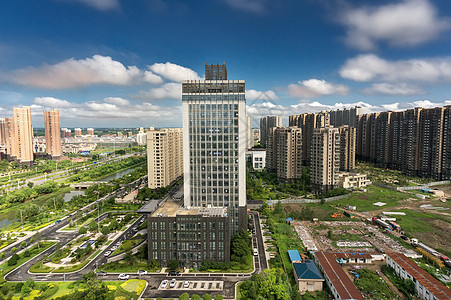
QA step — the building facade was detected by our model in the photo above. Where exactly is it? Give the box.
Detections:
[146,128,183,189]
[12,106,34,164]
[311,127,340,193]
[338,126,356,172]
[44,110,62,158]
[246,148,266,171]
[266,127,302,181]
[182,63,247,235]
[259,115,282,148]
[148,199,230,268]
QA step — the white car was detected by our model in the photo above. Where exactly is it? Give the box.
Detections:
[184,281,190,288]
[104,251,111,257]
[118,274,129,280]
[137,270,148,275]
[110,246,117,251]
[161,279,168,289]
[170,279,176,288]
[253,248,258,256]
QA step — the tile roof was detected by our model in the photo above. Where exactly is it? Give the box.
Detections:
[288,249,302,262]
[315,251,364,300]
[293,260,323,280]
[387,252,451,300]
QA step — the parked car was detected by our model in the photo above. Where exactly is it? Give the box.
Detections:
[168,271,180,276]
[104,251,111,257]
[170,279,177,288]
[110,246,117,251]
[118,274,130,280]
[137,270,148,275]
[253,248,258,256]
[184,281,190,288]
[161,280,168,289]
[96,271,107,276]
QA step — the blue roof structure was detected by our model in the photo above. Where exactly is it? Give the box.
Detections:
[288,250,302,262]
[293,260,323,280]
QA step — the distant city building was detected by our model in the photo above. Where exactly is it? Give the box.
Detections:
[356,106,451,180]
[44,110,62,158]
[267,127,302,181]
[246,148,266,171]
[338,126,356,172]
[247,115,253,148]
[253,128,260,144]
[259,115,282,147]
[12,106,34,164]
[329,106,362,127]
[87,128,95,136]
[74,128,82,136]
[311,127,340,193]
[117,131,123,137]
[146,128,183,189]
[289,112,330,166]
[182,62,247,235]
[137,132,147,145]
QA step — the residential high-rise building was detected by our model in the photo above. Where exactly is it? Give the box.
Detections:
[289,111,330,166]
[74,128,82,136]
[12,106,33,164]
[146,128,183,189]
[247,115,253,148]
[338,126,356,172]
[182,62,247,235]
[4,117,14,158]
[87,128,95,136]
[259,115,283,147]
[0,119,6,146]
[329,106,362,127]
[311,127,340,193]
[44,110,62,158]
[266,127,302,181]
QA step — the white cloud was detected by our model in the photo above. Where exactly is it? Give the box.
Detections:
[223,0,266,14]
[246,89,279,101]
[288,79,349,98]
[149,62,200,83]
[8,55,142,89]
[143,70,163,84]
[139,83,181,100]
[34,97,73,108]
[364,83,424,95]
[61,0,119,11]
[340,0,450,50]
[339,54,451,83]
[104,97,130,106]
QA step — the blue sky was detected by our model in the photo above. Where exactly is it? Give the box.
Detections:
[1,0,451,127]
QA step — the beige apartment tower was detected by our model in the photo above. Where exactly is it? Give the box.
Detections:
[147,128,183,189]
[338,126,356,172]
[44,110,62,158]
[311,127,340,193]
[267,127,303,181]
[12,107,33,163]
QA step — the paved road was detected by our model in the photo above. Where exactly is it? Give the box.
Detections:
[250,211,268,272]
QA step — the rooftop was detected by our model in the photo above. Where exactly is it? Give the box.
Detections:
[288,250,302,262]
[387,252,451,299]
[151,198,226,218]
[293,260,323,280]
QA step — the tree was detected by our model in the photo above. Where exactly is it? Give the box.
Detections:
[191,295,201,300]
[11,247,17,254]
[178,293,190,300]
[89,220,98,232]
[214,295,223,300]
[20,241,27,248]
[101,226,110,236]
[7,254,19,266]
[168,259,179,270]
[33,232,42,250]
[27,182,34,189]
[78,227,87,234]
[231,230,251,263]
[124,250,137,266]
[0,252,5,260]
[203,294,212,300]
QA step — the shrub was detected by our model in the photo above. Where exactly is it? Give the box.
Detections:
[7,254,19,266]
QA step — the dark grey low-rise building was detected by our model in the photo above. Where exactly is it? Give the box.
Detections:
[147,198,230,268]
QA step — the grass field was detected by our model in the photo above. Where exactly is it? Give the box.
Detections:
[335,185,413,212]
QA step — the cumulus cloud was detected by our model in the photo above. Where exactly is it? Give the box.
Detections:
[223,0,266,14]
[104,97,130,106]
[149,62,200,83]
[246,89,279,101]
[288,79,349,98]
[364,83,424,95]
[340,0,450,50]
[143,70,163,84]
[138,83,181,100]
[60,0,120,11]
[339,54,451,83]
[8,55,142,89]
[34,97,73,108]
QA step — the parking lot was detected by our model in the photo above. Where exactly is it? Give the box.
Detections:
[159,280,223,291]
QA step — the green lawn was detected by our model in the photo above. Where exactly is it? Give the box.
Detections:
[99,259,160,273]
[112,239,143,256]
[335,185,412,211]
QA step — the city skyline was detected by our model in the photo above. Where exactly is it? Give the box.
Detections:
[1,0,451,127]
